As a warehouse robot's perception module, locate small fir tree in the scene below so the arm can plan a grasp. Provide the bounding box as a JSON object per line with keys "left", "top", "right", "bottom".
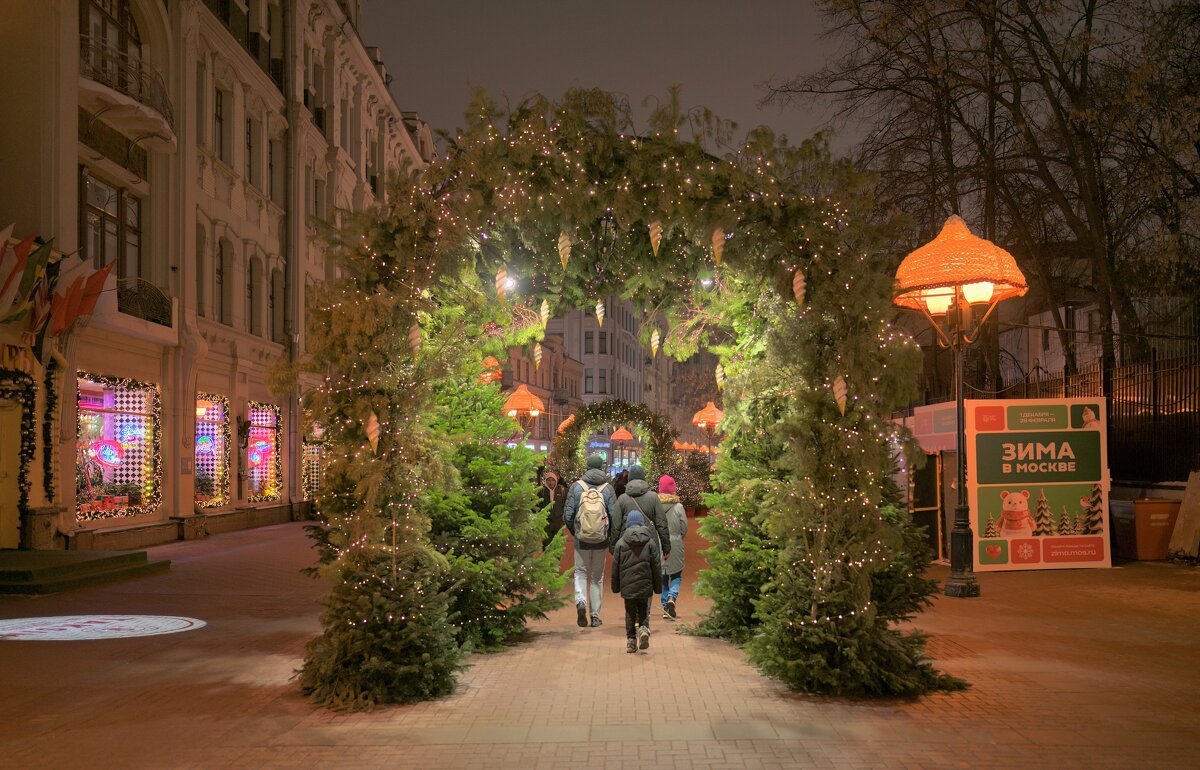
{"left": 983, "top": 513, "right": 999, "bottom": 538}
{"left": 1057, "top": 507, "right": 1076, "bottom": 535}
{"left": 1033, "top": 489, "right": 1055, "bottom": 536}
{"left": 1079, "top": 483, "right": 1105, "bottom": 535}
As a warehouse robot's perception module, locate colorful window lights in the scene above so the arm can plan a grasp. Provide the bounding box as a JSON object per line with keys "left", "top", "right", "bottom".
{"left": 76, "top": 373, "right": 160, "bottom": 518}
{"left": 195, "top": 394, "right": 230, "bottom": 507}
{"left": 247, "top": 402, "right": 281, "bottom": 501}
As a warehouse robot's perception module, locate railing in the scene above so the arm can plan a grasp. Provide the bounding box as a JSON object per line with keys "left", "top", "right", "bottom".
{"left": 79, "top": 36, "right": 175, "bottom": 131}
{"left": 117, "top": 277, "right": 173, "bottom": 327}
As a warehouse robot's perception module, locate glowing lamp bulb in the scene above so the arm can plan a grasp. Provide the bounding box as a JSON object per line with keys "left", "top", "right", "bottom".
{"left": 507, "top": 409, "right": 518, "bottom": 418}
{"left": 529, "top": 409, "right": 540, "bottom": 417}
{"left": 962, "top": 281, "right": 995, "bottom": 305}
{"left": 923, "top": 290, "right": 954, "bottom": 315}
{"left": 503, "top": 277, "right": 517, "bottom": 290}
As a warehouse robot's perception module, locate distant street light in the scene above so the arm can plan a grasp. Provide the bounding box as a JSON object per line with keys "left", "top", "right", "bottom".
{"left": 691, "top": 401, "right": 724, "bottom": 465}
{"left": 893, "top": 214, "right": 1027, "bottom": 598}
{"left": 503, "top": 384, "right": 545, "bottom": 426}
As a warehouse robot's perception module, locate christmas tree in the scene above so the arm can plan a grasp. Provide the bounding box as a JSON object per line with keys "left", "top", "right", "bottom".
{"left": 421, "top": 334, "right": 568, "bottom": 651}
{"left": 1078, "top": 483, "right": 1105, "bottom": 535}
{"left": 1033, "top": 489, "right": 1055, "bottom": 536}
{"left": 983, "top": 513, "right": 999, "bottom": 538}
{"left": 1057, "top": 507, "right": 1076, "bottom": 535}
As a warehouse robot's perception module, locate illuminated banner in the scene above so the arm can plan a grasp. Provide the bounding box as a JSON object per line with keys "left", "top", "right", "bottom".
{"left": 967, "top": 399, "right": 1111, "bottom": 572}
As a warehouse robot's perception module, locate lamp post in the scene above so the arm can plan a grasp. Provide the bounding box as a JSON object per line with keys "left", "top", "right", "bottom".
{"left": 503, "top": 384, "right": 546, "bottom": 433}
{"left": 893, "top": 215, "right": 1027, "bottom": 598}
{"left": 691, "top": 401, "right": 724, "bottom": 466}
{"left": 610, "top": 425, "right": 634, "bottom": 469}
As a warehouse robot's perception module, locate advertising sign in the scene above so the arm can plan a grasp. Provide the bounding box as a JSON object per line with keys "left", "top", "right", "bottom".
{"left": 967, "top": 399, "right": 1111, "bottom": 571}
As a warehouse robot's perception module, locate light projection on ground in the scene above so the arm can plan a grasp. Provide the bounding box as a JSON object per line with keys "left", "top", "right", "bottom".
{"left": 0, "top": 615, "right": 206, "bottom": 641}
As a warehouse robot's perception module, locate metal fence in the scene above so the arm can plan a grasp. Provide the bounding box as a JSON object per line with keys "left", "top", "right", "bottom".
{"left": 990, "top": 353, "right": 1200, "bottom": 483}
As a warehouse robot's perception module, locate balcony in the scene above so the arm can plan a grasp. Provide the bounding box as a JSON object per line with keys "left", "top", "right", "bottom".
{"left": 78, "top": 36, "right": 176, "bottom": 151}
{"left": 117, "top": 277, "right": 173, "bottom": 327}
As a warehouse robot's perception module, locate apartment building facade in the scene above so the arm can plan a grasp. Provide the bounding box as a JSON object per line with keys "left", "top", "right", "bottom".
{"left": 0, "top": 0, "right": 430, "bottom": 550}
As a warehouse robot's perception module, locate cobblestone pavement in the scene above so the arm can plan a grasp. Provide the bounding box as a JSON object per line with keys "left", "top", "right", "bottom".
{"left": 1, "top": 521, "right": 1198, "bottom": 769}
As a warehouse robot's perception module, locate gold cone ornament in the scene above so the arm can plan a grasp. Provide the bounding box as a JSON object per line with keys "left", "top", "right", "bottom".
{"left": 495, "top": 266, "right": 508, "bottom": 305}
{"left": 650, "top": 328, "right": 661, "bottom": 358}
{"left": 648, "top": 220, "right": 663, "bottom": 257}
{"left": 715, "top": 363, "right": 725, "bottom": 390}
{"left": 595, "top": 299, "right": 605, "bottom": 328}
{"left": 533, "top": 342, "right": 543, "bottom": 370}
{"left": 365, "top": 411, "right": 381, "bottom": 454}
{"left": 712, "top": 228, "right": 725, "bottom": 266}
{"left": 408, "top": 323, "right": 421, "bottom": 356}
{"left": 540, "top": 298, "right": 550, "bottom": 328}
{"left": 558, "top": 232, "right": 571, "bottom": 271}
{"left": 832, "top": 375, "right": 848, "bottom": 416}
{"left": 792, "top": 270, "right": 806, "bottom": 306}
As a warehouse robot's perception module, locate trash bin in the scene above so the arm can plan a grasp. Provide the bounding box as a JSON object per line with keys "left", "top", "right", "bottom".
{"left": 1112, "top": 499, "right": 1181, "bottom": 560}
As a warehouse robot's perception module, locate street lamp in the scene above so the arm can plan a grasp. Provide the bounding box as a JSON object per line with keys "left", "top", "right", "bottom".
{"left": 893, "top": 215, "right": 1027, "bottom": 598}
{"left": 503, "top": 384, "right": 545, "bottom": 429}
{"left": 610, "top": 425, "right": 634, "bottom": 468}
{"left": 692, "top": 401, "right": 724, "bottom": 465}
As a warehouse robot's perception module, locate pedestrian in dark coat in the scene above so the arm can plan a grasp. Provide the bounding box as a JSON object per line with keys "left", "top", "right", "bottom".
{"left": 611, "top": 510, "right": 662, "bottom": 653}
{"left": 611, "top": 465, "right": 669, "bottom": 559}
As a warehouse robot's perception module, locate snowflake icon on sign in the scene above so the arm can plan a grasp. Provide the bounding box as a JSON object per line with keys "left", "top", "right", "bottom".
{"left": 1017, "top": 542, "right": 1035, "bottom": 561}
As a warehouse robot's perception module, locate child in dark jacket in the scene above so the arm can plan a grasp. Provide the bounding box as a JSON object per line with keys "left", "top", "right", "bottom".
{"left": 611, "top": 510, "right": 662, "bottom": 653}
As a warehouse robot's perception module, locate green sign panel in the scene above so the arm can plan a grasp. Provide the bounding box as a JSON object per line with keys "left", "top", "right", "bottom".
{"left": 975, "top": 430, "right": 1102, "bottom": 484}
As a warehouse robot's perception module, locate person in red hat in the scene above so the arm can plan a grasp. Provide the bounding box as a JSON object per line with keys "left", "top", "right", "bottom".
{"left": 655, "top": 475, "right": 688, "bottom": 620}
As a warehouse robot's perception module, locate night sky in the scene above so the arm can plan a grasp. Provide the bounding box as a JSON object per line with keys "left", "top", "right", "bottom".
{"left": 360, "top": 0, "right": 837, "bottom": 147}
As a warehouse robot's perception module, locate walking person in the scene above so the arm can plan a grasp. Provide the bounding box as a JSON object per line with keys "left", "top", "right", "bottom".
{"left": 611, "top": 510, "right": 662, "bottom": 653}
{"left": 656, "top": 475, "right": 688, "bottom": 620}
{"left": 538, "top": 468, "right": 565, "bottom": 548}
{"left": 563, "top": 454, "right": 618, "bottom": 628}
{"left": 613, "top": 464, "right": 670, "bottom": 632}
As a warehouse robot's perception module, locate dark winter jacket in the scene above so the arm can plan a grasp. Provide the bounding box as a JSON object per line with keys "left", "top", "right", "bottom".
{"left": 563, "top": 468, "right": 619, "bottom": 550}
{"left": 612, "top": 466, "right": 668, "bottom": 555}
{"left": 610, "top": 524, "right": 663, "bottom": 600}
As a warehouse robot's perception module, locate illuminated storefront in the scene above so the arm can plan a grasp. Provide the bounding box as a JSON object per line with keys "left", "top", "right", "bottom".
{"left": 194, "top": 394, "right": 230, "bottom": 508}
{"left": 76, "top": 373, "right": 160, "bottom": 518}
{"left": 246, "top": 402, "right": 281, "bottom": 502}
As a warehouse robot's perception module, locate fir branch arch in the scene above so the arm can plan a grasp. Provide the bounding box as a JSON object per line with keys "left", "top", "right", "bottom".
{"left": 549, "top": 398, "right": 676, "bottom": 482}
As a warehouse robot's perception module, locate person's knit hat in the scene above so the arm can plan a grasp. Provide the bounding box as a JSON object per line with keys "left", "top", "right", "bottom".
{"left": 586, "top": 454, "right": 605, "bottom": 470}
{"left": 658, "top": 475, "right": 677, "bottom": 495}
{"left": 625, "top": 510, "right": 645, "bottom": 529}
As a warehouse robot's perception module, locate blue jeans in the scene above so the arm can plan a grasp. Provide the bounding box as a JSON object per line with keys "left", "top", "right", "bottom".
{"left": 660, "top": 571, "right": 682, "bottom": 609}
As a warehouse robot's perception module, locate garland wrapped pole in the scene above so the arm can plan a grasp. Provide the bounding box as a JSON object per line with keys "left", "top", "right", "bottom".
{"left": 296, "top": 89, "right": 962, "bottom": 708}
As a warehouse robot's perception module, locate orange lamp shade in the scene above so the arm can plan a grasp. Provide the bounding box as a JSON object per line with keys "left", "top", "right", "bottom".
{"left": 610, "top": 426, "right": 634, "bottom": 442}
{"left": 893, "top": 215, "right": 1027, "bottom": 311}
{"left": 692, "top": 401, "right": 724, "bottom": 430}
{"left": 557, "top": 414, "right": 576, "bottom": 433}
{"left": 503, "top": 384, "right": 545, "bottom": 418}
{"left": 481, "top": 356, "right": 503, "bottom": 383}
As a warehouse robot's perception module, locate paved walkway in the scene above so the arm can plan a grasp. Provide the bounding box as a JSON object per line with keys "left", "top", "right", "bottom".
{"left": 1, "top": 521, "right": 1198, "bottom": 769}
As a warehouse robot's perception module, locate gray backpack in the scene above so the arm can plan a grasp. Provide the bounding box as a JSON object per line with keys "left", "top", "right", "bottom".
{"left": 576, "top": 482, "right": 609, "bottom": 544}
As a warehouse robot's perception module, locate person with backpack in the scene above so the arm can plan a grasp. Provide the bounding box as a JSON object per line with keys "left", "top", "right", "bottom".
{"left": 611, "top": 510, "right": 663, "bottom": 653}
{"left": 563, "top": 454, "right": 619, "bottom": 628}
{"left": 655, "top": 475, "right": 688, "bottom": 620}
{"left": 612, "top": 465, "right": 669, "bottom": 562}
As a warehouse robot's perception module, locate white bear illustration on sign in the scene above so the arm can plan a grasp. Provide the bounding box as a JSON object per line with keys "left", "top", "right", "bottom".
{"left": 997, "top": 490, "right": 1036, "bottom": 538}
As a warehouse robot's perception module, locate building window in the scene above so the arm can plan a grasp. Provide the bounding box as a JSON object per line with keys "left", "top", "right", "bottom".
{"left": 584, "top": 331, "right": 593, "bottom": 355}
{"left": 76, "top": 373, "right": 160, "bottom": 519}
{"left": 196, "top": 62, "right": 206, "bottom": 146}
{"left": 269, "top": 268, "right": 284, "bottom": 343}
{"left": 245, "top": 117, "right": 257, "bottom": 186}
{"left": 248, "top": 257, "right": 262, "bottom": 335}
{"left": 599, "top": 369, "right": 607, "bottom": 394}
{"left": 247, "top": 402, "right": 281, "bottom": 502}
{"left": 215, "top": 240, "right": 228, "bottom": 324}
{"left": 81, "top": 171, "right": 142, "bottom": 278}
{"left": 584, "top": 368, "right": 593, "bottom": 394}
{"left": 81, "top": 0, "right": 141, "bottom": 77}
{"left": 195, "top": 394, "right": 230, "bottom": 508}
{"left": 214, "top": 88, "right": 226, "bottom": 162}
{"left": 599, "top": 332, "right": 607, "bottom": 355}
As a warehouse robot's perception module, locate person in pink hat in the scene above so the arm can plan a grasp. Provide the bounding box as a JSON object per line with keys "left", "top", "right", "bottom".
{"left": 654, "top": 475, "right": 688, "bottom": 620}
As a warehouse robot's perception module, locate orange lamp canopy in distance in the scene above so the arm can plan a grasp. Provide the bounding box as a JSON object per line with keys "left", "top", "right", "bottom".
{"left": 610, "top": 426, "right": 634, "bottom": 442}
{"left": 503, "top": 384, "right": 545, "bottom": 419}
{"left": 692, "top": 401, "right": 724, "bottom": 430}
{"left": 893, "top": 215, "right": 1027, "bottom": 315}
{"left": 557, "top": 414, "right": 576, "bottom": 433}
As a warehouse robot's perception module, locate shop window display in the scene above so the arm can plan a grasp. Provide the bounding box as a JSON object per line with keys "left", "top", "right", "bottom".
{"left": 247, "top": 402, "right": 281, "bottom": 501}
{"left": 76, "top": 373, "right": 160, "bottom": 518}
{"left": 194, "top": 394, "right": 230, "bottom": 507}
{"left": 301, "top": 422, "right": 328, "bottom": 502}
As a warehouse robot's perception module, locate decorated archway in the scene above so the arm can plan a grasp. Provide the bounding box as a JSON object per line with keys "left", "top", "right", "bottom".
{"left": 550, "top": 399, "right": 676, "bottom": 482}
{"left": 294, "top": 89, "right": 958, "bottom": 710}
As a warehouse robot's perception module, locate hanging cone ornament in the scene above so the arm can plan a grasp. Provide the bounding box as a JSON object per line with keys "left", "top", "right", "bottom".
{"left": 408, "top": 323, "right": 421, "bottom": 356}
{"left": 540, "top": 298, "right": 550, "bottom": 328}
{"left": 832, "top": 375, "right": 848, "bottom": 416}
{"left": 715, "top": 363, "right": 725, "bottom": 390}
{"left": 595, "top": 299, "right": 605, "bottom": 328}
{"left": 558, "top": 232, "right": 571, "bottom": 271}
{"left": 533, "top": 342, "right": 543, "bottom": 370}
{"left": 495, "top": 266, "right": 508, "bottom": 305}
{"left": 650, "top": 328, "right": 661, "bottom": 358}
{"left": 792, "top": 270, "right": 806, "bottom": 306}
{"left": 648, "top": 220, "right": 663, "bottom": 257}
{"left": 365, "top": 411, "right": 381, "bottom": 455}
{"left": 712, "top": 227, "right": 725, "bottom": 266}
